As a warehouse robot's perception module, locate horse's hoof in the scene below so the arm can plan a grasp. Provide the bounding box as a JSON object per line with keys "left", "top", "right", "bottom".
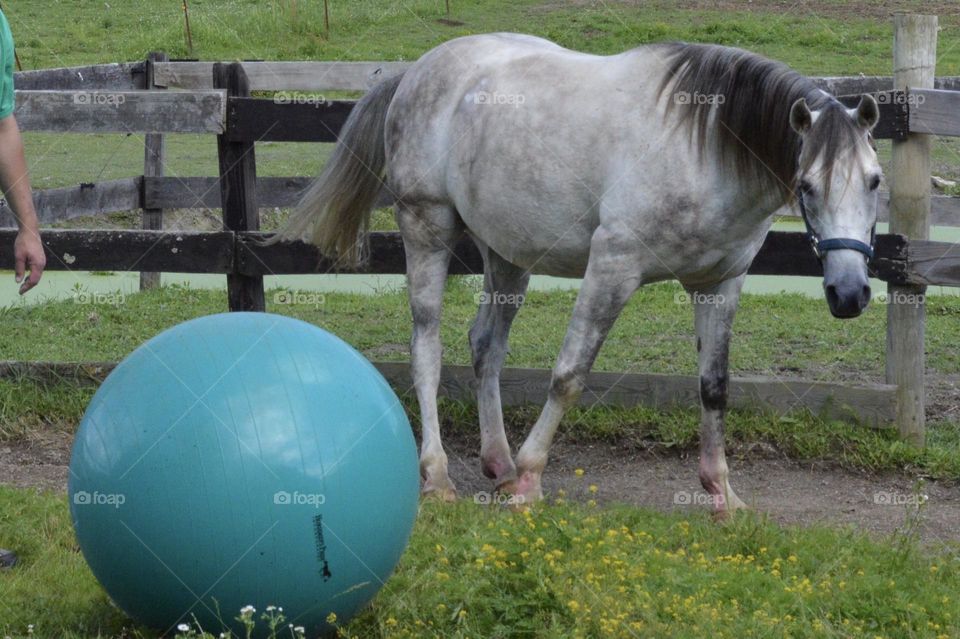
{"left": 421, "top": 487, "right": 458, "bottom": 502}
{"left": 496, "top": 472, "right": 543, "bottom": 510}
{"left": 493, "top": 479, "right": 514, "bottom": 497}
{"left": 712, "top": 500, "right": 749, "bottom": 523}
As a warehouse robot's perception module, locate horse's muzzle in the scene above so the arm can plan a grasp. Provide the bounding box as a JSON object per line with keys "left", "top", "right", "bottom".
{"left": 823, "top": 251, "right": 871, "bottom": 318}
{"left": 825, "top": 281, "right": 870, "bottom": 318}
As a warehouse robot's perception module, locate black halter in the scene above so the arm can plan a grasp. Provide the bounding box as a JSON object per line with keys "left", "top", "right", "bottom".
{"left": 796, "top": 187, "right": 876, "bottom": 262}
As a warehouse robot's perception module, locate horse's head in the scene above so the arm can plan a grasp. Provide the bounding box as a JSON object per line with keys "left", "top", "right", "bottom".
{"left": 789, "top": 94, "right": 881, "bottom": 318}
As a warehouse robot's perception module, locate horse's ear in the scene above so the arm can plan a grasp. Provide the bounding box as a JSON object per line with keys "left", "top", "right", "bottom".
{"left": 855, "top": 94, "right": 880, "bottom": 130}
{"left": 790, "top": 98, "right": 813, "bottom": 135}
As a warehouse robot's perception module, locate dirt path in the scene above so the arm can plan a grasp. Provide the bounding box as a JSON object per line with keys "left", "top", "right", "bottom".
{"left": 3, "top": 430, "right": 958, "bottom": 546}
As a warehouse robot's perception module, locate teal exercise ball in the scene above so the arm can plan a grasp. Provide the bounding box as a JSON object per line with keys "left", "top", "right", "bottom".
{"left": 68, "top": 313, "right": 419, "bottom": 637}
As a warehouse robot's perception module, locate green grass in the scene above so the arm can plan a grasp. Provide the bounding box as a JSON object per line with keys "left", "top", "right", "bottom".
{"left": 3, "top": 281, "right": 960, "bottom": 381}
{"left": 2, "top": 488, "right": 958, "bottom": 639}
{"left": 8, "top": 1, "right": 960, "bottom": 75}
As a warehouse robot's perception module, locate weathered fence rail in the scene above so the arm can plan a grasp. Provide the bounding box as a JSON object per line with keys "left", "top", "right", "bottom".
{"left": 4, "top": 175, "right": 960, "bottom": 228}
{"left": 0, "top": 359, "right": 898, "bottom": 427}
{"left": 6, "top": 229, "right": 957, "bottom": 289}
{"left": 14, "top": 89, "right": 226, "bottom": 134}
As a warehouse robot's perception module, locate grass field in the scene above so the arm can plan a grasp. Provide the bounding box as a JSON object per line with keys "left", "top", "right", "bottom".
{"left": 9, "top": 0, "right": 960, "bottom": 191}
{"left": 3, "top": 2, "right": 960, "bottom": 638}
{"left": 3, "top": 488, "right": 958, "bottom": 639}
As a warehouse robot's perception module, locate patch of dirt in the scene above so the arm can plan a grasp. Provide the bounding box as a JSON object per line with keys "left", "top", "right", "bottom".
{"left": 445, "top": 438, "right": 960, "bottom": 546}
{"left": 0, "top": 430, "right": 72, "bottom": 492}
{"left": 5, "top": 428, "right": 958, "bottom": 547}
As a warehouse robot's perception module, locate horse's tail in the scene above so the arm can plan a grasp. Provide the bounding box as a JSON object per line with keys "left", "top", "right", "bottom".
{"left": 266, "top": 72, "right": 404, "bottom": 266}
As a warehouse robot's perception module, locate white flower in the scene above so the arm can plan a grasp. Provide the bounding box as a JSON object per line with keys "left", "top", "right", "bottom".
{"left": 177, "top": 623, "right": 190, "bottom": 632}
{"left": 294, "top": 626, "right": 305, "bottom": 634}
{"left": 240, "top": 605, "right": 256, "bottom": 616}
{"left": 266, "top": 605, "right": 277, "bottom": 612}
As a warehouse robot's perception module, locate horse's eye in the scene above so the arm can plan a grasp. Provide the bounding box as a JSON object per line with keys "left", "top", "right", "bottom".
{"left": 869, "top": 175, "right": 881, "bottom": 191}
{"left": 799, "top": 180, "right": 814, "bottom": 196}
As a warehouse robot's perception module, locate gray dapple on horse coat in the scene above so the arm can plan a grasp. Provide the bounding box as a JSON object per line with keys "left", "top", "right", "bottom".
{"left": 274, "top": 33, "right": 881, "bottom": 514}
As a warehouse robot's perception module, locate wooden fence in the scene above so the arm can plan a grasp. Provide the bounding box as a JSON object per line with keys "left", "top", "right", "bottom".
{"left": 0, "top": 16, "right": 956, "bottom": 437}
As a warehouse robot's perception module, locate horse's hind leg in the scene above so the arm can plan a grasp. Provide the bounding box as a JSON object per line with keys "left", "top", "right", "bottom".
{"left": 469, "top": 246, "right": 530, "bottom": 488}
{"left": 506, "top": 226, "right": 643, "bottom": 503}
{"left": 397, "top": 202, "right": 463, "bottom": 501}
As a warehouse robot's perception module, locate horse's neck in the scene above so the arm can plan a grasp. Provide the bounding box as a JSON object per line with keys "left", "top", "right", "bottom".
{"left": 718, "top": 171, "right": 794, "bottom": 225}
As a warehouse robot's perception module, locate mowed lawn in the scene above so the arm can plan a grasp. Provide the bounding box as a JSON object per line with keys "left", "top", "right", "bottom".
{"left": 2, "top": 486, "right": 959, "bottom": 639}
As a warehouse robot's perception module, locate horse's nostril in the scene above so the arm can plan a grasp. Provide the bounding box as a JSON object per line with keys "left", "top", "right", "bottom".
{"left": 862, "top": 285, "right": 871, "bottom": 303}
{"left": 825, "top": 284, "right": 839, "bottom": 307}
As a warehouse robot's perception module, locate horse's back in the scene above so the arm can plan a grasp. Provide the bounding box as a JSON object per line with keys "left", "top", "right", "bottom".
{"left": 385, "top": 35, "right": 664, "bottom": 272}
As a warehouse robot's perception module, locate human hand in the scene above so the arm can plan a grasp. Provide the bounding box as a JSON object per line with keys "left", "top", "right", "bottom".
{"left": 14, "top": 229, "right": 45, "bottom": 294}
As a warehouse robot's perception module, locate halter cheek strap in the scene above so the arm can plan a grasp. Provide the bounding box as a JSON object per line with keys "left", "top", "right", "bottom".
{"left": 796, "top": 188, "right": 876, "bottom": 262}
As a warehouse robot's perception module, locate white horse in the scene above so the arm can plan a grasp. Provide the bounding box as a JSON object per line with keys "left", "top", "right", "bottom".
{"left": 274, "top": 33, "right": 882, "bottom": 516}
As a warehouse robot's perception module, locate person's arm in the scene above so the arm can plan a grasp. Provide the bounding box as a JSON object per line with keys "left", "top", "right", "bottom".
{"left": 0, "top": 114, "right": 44, "bottom": 293}
{"left": 0, "top": 9, "right": 43, "bottom": 294}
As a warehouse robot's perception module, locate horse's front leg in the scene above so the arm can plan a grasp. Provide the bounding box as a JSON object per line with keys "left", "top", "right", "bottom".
{"left": 504, "top": 226, "right": 643, "bottom": 504}
{"left": 689, "top": 273, "right": 748, "bottom": 517}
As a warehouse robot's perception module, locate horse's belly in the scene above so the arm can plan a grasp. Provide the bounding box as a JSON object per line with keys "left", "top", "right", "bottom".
{"left": 455, "top": 197, "right": 593, "bottom": 277}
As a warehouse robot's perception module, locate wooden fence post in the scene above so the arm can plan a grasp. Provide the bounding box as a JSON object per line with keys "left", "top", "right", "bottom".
{"left": 213, "top": 62, "right": 265, "bottom": 312}
{"left": 140, "top": 51, "right": 168, "bottom": 291}
{"left": 886, "top": 14, "right": 937, "bottom": 446}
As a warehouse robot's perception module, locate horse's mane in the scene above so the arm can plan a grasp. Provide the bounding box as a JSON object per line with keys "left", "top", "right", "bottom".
{"left": 656, "top": 42, "right": 863, "bottom": 199}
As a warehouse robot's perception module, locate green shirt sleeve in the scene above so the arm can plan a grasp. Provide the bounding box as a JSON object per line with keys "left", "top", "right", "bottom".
{"left": 0, "top": 10, "right": 16, "bottom": 119}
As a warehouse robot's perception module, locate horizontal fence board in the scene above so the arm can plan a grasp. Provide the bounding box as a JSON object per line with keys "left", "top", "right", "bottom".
{"left": 222, "top": 94, "right": 910, "bottom": 143}
{"left": 241, "top": 231, "right": 909, "bottom": 281}
{"left": 144, "top": 176, "right": 312, "bottom": 209}
{"left": 903, "top": 240, "right": 960, "bottom": 287}
{"left": 153, "top": 61, "right": 411, "bottom": 91}
{"left": 0, "top": 229, "right": 915, "bottom": 283}
{"left": 223, "top": 96, "right": 899, "bottom": 143}
{"left": 8, "top": 85, "right": 955, "bottom": 143}
{"left": 14, "top": 62, "right": 145, "bottom": 91}
{"left": 143, "top": 176, "right": 390, "bottom": 210}
{"left": 239, "top": 231, "right": 476, "bottom": 275}
{"left": 14, "top": 90, "right": 226, "bottom": 134}
{"left": 33, "top": 175, "right": 958, "bottom": 227}
{"left": 227, "top": 97, "right": 352, "bottom": 142}
{"left": 909, "top": 88, "right": 960, "bottom": 137}
{"left": 777, "top": 194, "right": 960, "bottom": 227}
{"left": 0, "top": 359, "right": 895, "bottom": 427}
{"left": 375, "top": 363, "right": 896, "bottom": 427}
{"left": 814, "top": 75, "right": 960, "bottom": 95}
{"left": 0, "top": 229, "right": 234, "bottom": 273}
{"left": 0, "top": 177, "right": 142, "bottom": 227}
{"left": 152, "top": 61, "right": 960, "bottom": 97}
{"left": 748, "top": 232, "right": 909, "bottom": 283}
